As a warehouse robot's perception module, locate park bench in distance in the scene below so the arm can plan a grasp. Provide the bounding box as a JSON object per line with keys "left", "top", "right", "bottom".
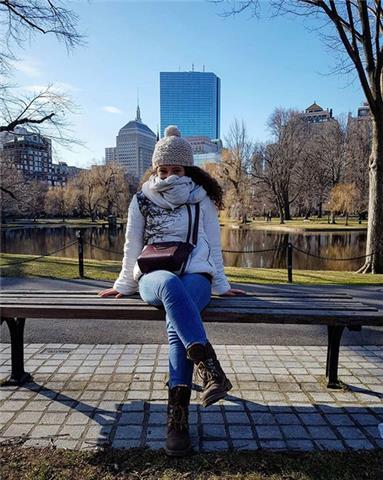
{"left": 1, "top": 290, "right": 382, "bottom": 390}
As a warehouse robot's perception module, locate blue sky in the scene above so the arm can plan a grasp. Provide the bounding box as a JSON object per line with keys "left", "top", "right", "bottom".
{"left": 10, "top": 0, "right": 364, "bottom": 168}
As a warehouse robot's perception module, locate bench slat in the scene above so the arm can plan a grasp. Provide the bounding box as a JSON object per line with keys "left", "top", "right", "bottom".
{"left": 1, "top": 304, "right": 382, "bottom": 323}
{"left": 0, "top": 299, "right": 375, "bottom": 311}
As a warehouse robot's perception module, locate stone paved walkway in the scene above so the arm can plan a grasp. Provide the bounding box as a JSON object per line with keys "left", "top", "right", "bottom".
{"left": 1, "top": 343, "right": 382, "bottom": 452}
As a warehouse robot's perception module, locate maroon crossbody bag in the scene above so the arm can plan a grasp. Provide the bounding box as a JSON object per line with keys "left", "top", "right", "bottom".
{"left": 137, "top": 203, "right": 200, "bottom": 275}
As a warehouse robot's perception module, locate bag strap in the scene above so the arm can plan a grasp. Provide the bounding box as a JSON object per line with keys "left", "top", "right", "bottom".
{"left": 185, "top": 203, "right": 199, "bottom": 246}
{"left": 192, "top": 203, "right": 200, "bottom": 246}
{"left": 186, "top": 204, "right": 193, "bottom": 243}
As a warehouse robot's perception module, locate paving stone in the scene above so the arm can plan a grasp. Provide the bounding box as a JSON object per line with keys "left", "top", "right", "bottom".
{"left": 259, "top": 440, "right": 287, "bottom": 450}
{"left": 256, "top": 426, "right": 283, "bottom": 440}
{"left": 228, "top": 425, "right": 254, "bottom": 439}
{"left": 298, "top": 413, "right": 327, "bottom": 426}
{"left": 0, "top": 412, "right": 15, "bottom": 423}
{"left": 39, "top": 412, "right": 68, "bottom": 424}
{"left": 30, "top": 424, "right": 61, "bottom": 438}
{"left": 59, "top": 424, "right": 88, "bottom": 439}
{"left": 274, "top": 414, "right": 301, "bottom": 425}
{"left": 112, "top": 438, "right": 142, "bottom": 449}
{"left": 344, "top": 439, "right": 375, "bottom": 450}
{"left": 115, "top": 425, "right": 142, "bottom": 439}
{"left": 250, "top": 413, "right": 276, "bottom": 425}
{"left": 200, "top": 412, "right": 224, "bottom": 424}
{"left": 202, "top": 424, "right": 227, "bottom": 438}
{"left": 148, "top": 412, "right": 167, "bottom": 424}
{"left": 326, "top": 414, "right": 355, "bottom": 426}
{"left": 307, "top": 426, "right": 337, "bottom": 439}
{"left": 2, "top": 423, "right": 34, "bottom": 437}
{"left": 225, "top": 412, "right": 249, "bottom": 424}
{"left": 85, "top": 425, "right": 113, "bottom": 439}
{"left": 317, "top": 439, "right": 346, "bottom": 451}
{"left": 280, "top": 425, "right": 310, "bottom": 439}
{"left": 146, "top": 426, "right": 165, "bottom": 440}
{"left": 350, "top": 414, "right": 380, "bottom": 426}
{"left": 202, "top": 440, "right": 229, "bottom": 451}
{"left": 286, "top": 440, "right": 315, "bottom": 451}
{"left": 232, "top": 439, "right": 259, "bottom": 450}
{"left": 336, "top": 426, "right": 368, "bottom": 440}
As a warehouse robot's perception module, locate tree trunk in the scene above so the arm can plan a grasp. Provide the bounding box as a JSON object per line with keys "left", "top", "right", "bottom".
{"left": 282, "top": 192, "right": 291, "bottom": 220}
{"left": 330, "top": 212, "right": 336, "bottom": 224}
{"left": 345, "top": 212, "right": 348, "bottom": 226}
{"left": 358, "top": 116, "right": 383, "bottom": 274}
{"left": 318, "top": 202, "right": 322, "bottom": 218}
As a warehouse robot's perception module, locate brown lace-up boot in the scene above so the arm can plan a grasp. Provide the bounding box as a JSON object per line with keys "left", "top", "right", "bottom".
{"left": 165, "top": 385, "right": 192, "bottom": 457}
{"left": 187, "top": 341, "right": 232, "bottom": 407}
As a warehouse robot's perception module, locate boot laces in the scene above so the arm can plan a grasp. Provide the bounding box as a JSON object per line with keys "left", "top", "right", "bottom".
{"left": 168, "top": 404, "right": 188, "bottom": 431}
{"left": 197, "top": 358, "right": 221, "bottom": 384}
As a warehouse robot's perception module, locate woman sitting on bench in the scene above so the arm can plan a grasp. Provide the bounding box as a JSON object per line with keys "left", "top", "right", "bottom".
{"left": 98, "top": 126, "right": 245, "bottom": 457}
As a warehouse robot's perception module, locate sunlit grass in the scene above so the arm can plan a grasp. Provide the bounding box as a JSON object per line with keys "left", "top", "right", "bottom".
{"left": 1, "top": 254, "right": 382, "bottom": 285}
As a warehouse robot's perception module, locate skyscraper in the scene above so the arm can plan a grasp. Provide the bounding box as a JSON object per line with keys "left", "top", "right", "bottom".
{"left": 160, "top": 71, "right": 220, "bottom": 139}
{"left": 106, "top": 106, "right": 156, "bottom": 179}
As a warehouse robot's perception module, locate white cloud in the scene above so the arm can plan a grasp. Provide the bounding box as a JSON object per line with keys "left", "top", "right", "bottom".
{"left": 102, "top": 106, "right": 122, "bottom": 114}
{"left": 12, "top": 59, "right": 42, "bottom": 78}
{"left": 23, "top": 82, "right": 80, "bottom": 94}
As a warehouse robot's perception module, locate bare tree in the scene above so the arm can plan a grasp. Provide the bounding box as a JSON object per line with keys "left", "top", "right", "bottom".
{"left": 328, "top": 183, "right": 359, "bottom": 225}
{"left": 217, "top": 0, "right": 383, "bottom": 273}
{"left": 0, "top": 0, "right": 83, "bottom": 73}
{"left": 252, "top": 108, "right": 308, "bottom": 223}
{"left": 221, "top": 119, "right": 254, "bottom": 223}
{"left": 345, "top": 116, "right": 371, "bottom": 217}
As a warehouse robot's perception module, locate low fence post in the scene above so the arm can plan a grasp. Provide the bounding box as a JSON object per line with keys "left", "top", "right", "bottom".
{"left": 76, "top": 230, "right": 84, "bottom": 278}
{"left": 287, "top": 242, "right": 293, "bottom": 283}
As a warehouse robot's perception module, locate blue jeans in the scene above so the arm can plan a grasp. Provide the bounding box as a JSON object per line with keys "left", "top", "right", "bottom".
{"left": 138, "top": 270, "right": 211, "bottom": 389}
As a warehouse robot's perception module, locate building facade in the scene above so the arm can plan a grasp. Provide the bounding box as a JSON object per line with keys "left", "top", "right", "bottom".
{"left": 1, "top": 128, "right": 52, "bottom": 182}
{"left": 107, "top": 106, "right": 156, "bottom": 179}
{"left": 105, "top": 147, "right": 117, "bottom": 163}
{"left": 160, "top": 71, "right": 221, "bottom": 139}
{"left": 301, "top": 102, "right": 333, "bottom": 123}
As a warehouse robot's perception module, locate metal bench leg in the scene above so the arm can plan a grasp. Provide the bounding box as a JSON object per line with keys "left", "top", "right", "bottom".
{"left": 1, "top": 318, "right": 33, "bottom": 387}
{"left": 326, "top": 325, "right": 344, "bottom": 389}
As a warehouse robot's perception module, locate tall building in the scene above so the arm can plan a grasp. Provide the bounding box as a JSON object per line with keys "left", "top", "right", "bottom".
{"left": 301, "top": 102, "right": 333, "bottom": 123}
{"left": 106, "top": 106, "right": 156, "bottom": 179}
{"left": 1, "top": 127, "right": 52, "bottom": 182}
{"left": 160, "top": 70, "right": 220, "bottom": 139}
{"left": 105, "top": 147, "right": 117, "bottom": 163}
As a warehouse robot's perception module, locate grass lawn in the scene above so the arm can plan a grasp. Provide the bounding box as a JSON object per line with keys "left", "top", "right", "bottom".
{"left": 219, "top": 217, "right": 367, "bottom": 231}
{"left": 1, "top": 445, "right": 382, "bottom": 480}
{"left": 1, "top": 254, "right": 383, "bottom": 286}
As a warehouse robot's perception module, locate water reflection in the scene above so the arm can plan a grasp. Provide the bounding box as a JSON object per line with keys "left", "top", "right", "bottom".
{"left": 0, "top": 225, "right": 367, "bottom": 271}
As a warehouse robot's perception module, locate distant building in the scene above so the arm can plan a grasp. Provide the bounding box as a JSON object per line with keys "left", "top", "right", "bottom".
{"left": 193, "top": 152, "right": 222, "bottom": 168}
{"left": 160, "top": 70, "right": 221, "bottom": 139}
{"left": 301, "top": 102, "right": 333, "bottom": 123}
{"left": 185, "top": 136, "right": 222, "bottom": 167}
{"left": 50, "top": 161, "right": 84, "bottom": 187}
{"left": 348, "top": 101, "right": 371, "bottom": 123}
{"left": 1, "top": 128, "right": 52, "bottom": 182}
{"left": 106, "top": 105, "right": 156, "bottom": 179}
{"left": 105, "top": 147, "right": 117, "bottom": 163}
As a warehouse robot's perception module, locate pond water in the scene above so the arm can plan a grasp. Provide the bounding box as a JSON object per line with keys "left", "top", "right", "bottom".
{"left": 0, "top": 224, "right": 367, "bottom": 271}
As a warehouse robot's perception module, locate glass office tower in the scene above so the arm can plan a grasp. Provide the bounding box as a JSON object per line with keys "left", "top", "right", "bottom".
{"left": 160, "top": 71, "right": 220, "bottom": 139}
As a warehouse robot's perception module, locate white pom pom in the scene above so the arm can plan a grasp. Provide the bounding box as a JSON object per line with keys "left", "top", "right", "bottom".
{"left": 164, "top": 125, "right": 181, "bottom": 137}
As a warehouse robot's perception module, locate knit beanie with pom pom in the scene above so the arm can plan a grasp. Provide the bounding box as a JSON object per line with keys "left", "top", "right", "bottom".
{"left": 152, "top": 125, "right": 194, "bottom": 168}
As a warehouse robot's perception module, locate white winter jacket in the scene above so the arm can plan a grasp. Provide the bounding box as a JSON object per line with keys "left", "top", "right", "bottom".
{"left": 113, "top": 191, "right": 231, "bottom": 296}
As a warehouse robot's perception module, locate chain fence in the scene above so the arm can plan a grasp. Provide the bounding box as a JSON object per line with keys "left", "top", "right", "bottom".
{"left": 0, "top": 229, "right": 376, "bottom": 283}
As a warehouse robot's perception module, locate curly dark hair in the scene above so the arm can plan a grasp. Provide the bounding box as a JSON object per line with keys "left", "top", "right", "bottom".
{"left": 139, "top": 166, "right": 224, "bottom": 210}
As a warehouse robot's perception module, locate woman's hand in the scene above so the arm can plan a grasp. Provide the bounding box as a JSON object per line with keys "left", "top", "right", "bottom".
{"left": 98, "top": 288, "right": 125, "bottom": 298}
{"left": 220, "top": 288, "right": 247, "bottom": 297}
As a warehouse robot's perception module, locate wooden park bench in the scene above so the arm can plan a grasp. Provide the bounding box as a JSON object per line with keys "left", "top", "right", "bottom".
{"left": 1, "top": 290, "right": 382, "bottom": 390}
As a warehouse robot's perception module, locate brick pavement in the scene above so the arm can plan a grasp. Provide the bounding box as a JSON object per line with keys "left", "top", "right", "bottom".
{"left": 1, "top": 343, "right": 382, "bottom": 452}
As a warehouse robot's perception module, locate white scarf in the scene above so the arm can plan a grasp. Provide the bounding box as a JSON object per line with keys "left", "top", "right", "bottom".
{"left": 141, "top": 175, "right": 207, "bottom": 210}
